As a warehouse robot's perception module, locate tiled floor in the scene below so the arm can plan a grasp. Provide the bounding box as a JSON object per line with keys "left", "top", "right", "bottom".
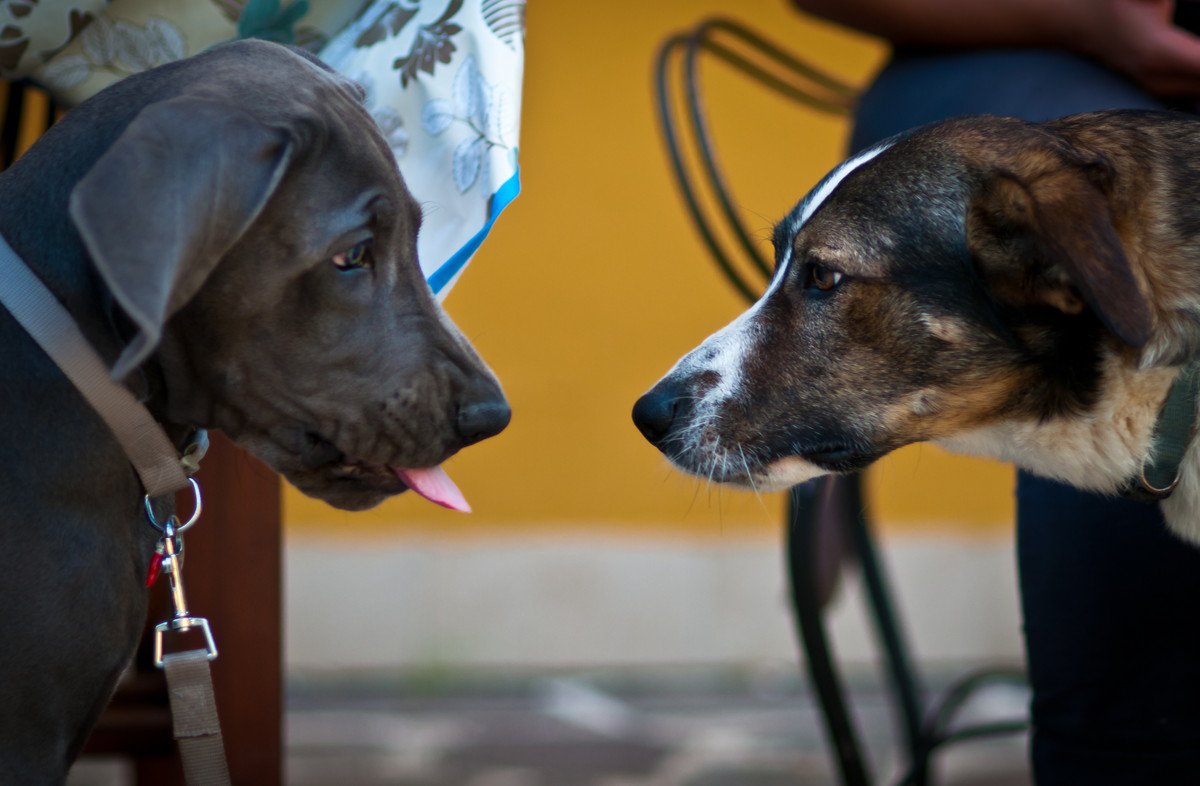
{"left": 69, "top": 669, "right": 1031, "bottom": 785}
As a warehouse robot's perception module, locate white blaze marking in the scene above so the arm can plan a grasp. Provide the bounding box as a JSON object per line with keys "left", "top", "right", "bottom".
{"left": 795, "top": 143, "right": 893, "bottom": 227}
{"left": 691, "top": 141, "right": 895, "bottom": 395}
{"left": 772, "top": 141, "right": 894, "bottom": 292}
{"left": 672, "top": 142, "right": 897, "bottom": 405}
{"left": 650, "top": 140, "right": 895, "bottom": 468}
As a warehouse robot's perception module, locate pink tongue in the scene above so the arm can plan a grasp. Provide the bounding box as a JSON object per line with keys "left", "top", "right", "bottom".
{"left": 394, "top": 465, "right": 471, "bottom": 513}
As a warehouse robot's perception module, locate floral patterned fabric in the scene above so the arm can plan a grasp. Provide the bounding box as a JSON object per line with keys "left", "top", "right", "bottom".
{"left": 2, "top": 2, "right": 351, "bottom": 95}
{"left": 0, "top": 0, "right": 107, "bottom": 79}
{"left": 320, "top": 0, "right": 524, "bottom": 294}
{"left": 3, "top": 0, "right": 524, "bottom": 295}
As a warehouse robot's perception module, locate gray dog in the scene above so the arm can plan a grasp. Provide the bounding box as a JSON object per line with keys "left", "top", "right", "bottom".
{"left": 0, "top": 40, "right": 509, "bottom": 781}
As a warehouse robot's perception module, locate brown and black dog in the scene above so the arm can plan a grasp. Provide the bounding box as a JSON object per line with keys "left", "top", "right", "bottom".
{"left": 634, "top": 110, "right": 1200, "bottom": 544}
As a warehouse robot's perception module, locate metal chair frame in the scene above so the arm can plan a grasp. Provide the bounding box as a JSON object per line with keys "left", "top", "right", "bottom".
{"left": 654, "top": 18, "right": 1027, "bottom": 785}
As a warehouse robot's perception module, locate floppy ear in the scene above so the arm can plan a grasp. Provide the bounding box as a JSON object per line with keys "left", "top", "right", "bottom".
{"left": 69, "top": 97, "right": 293, "bottom": 379}
{"left": 967, "top": 165, "right": 1153, "bottom": 348}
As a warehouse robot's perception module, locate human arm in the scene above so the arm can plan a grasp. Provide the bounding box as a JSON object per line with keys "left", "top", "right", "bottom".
{"left": 793, "top": 0, "right": 1200, "bottom": 97}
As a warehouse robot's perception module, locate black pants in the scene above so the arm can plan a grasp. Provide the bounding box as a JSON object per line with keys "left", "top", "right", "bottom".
{"left": 851, "top": 49, "right": 1200, "bottom": 784}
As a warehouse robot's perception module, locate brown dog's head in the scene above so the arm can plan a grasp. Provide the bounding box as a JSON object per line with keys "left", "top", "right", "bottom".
{"left": 634, "top": 114, "right": 1158, "bottom": 491}
{"left": 65, "top": 40, "right": 509, "bottom": 511}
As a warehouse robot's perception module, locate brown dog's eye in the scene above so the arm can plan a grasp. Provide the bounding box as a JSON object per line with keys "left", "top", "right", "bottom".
{"left": 332, "top": 241, "right": 372, "bottom": 272}
{"left": 804, "top": 262, "right": 844, "bottom": 292}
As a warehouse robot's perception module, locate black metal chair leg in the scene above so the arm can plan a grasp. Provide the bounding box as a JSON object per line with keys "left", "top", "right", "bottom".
{"left": 787, "top": 481, "right": 872, "bottom": 786}
{"left": 845, "top": 477, "right": 929, "bottom": 785}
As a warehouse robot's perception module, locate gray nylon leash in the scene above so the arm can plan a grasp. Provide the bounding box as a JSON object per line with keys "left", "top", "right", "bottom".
{"left": 0, "top": 232, "right": 189, "bottom": 498}
{"left": 164, "top": 651, "right": 233, "bottom": 786}
{"left": 0, "top": 232, "right": 231, "bottom": 785}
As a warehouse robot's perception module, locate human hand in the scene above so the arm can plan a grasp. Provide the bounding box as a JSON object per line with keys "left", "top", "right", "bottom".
{"left": 1075, "top": 0, "right": 1200, "bottom": 97}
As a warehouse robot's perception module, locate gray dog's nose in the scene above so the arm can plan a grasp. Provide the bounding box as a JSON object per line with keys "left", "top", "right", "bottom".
{"left": 457, "top": 394, "right": 511, "bottom": 446}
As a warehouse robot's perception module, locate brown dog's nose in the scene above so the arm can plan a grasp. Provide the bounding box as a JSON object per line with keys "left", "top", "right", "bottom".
{"left": 632, "top": 383, "right": 687, "bottom": 448}
{"left": 457, "top": 391, "right": 511, "bottom": 446}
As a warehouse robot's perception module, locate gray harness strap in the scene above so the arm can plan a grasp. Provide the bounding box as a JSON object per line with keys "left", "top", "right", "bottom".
{"left": 0, "top": 232, "right": 189, "bottom": 498}
{"left": 0, "top": 232, "right": 230, "bottom": 785}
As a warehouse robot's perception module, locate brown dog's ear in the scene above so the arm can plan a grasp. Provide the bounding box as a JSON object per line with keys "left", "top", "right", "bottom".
{"left": 968, "top": 165, "right": 1153, "bottom": 348}
{"left": 70, "top": 97, "right": 293, "bottom": 380}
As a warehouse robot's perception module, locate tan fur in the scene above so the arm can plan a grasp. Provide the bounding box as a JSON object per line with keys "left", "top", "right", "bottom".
{"left": 938, "top": 358, "right": 1177, "bottom": 496}
{"left": 883, "top": 369, "right": 1035, "bottom": 440}
{"left": 918, "top": 314, "right": 969, "bottom": 344}
{"left": 759, "top": 456, "right": 826, "bottom": 490}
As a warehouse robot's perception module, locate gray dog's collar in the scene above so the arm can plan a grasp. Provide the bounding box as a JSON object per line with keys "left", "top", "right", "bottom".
{"left": 0, "top": 231, "right": 198, "bottom": 497}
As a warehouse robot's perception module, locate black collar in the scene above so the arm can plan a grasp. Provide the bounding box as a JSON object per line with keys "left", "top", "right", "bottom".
{"left": 1121, "top": 362, "right": 1200, "bottom": 503}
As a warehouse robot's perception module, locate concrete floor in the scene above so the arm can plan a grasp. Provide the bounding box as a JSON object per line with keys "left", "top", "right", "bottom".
{"left": 283, "top": 670, "right": 1031, "bottom": 786}
{"left": 69, "top": 668, "right": 1031, "bottom": 786}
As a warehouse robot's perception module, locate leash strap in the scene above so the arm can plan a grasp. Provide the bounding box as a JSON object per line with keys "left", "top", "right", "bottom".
{"left": 0, "top": 232, "right": 189, "bottom": 497}
{"left": 163, "top": 650, "right": 233, "bottom": 786}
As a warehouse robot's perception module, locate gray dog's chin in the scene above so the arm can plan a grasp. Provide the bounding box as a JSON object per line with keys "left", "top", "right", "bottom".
{"left": 228, "top": 431, "right": 410, "bottom": 511}
{"left": 283, "top": 468, "right": 402, "bottom": 511}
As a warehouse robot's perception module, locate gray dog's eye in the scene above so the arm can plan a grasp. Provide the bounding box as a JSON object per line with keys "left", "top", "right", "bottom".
{"left": 331, "top": 241, "right": 372, "bottom": 272}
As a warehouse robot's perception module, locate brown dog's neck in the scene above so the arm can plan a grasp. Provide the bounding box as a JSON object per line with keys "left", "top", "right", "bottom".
{"left": 938, "top": 353, "right": 1179, "bottom": 496}
{"left": 942, "top": 354, "right": 1200, "bottom": 545}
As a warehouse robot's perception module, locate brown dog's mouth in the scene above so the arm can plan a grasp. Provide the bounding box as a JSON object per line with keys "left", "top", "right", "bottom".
{"left": 796, "top": 441, "right": 879, "bottom": 473}
{"left": 303, "top": 432, "right": 471, "bottom": 512}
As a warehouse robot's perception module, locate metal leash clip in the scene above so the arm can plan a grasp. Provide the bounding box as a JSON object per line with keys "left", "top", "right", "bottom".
{"left": 146, "top": 479, "right": 218, "bottom": 667}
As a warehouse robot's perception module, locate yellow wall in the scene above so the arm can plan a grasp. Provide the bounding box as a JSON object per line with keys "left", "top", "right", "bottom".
{"left": 285, "top": 1, "right": 1016, "bottom": 539}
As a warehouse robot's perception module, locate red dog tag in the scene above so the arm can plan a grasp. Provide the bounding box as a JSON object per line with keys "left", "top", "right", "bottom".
{"left": 145, "top": 552, "right": 164, "bottom": 588}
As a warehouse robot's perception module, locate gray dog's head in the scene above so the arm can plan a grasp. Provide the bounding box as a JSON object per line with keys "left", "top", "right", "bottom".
{"left": 64, "top": 40, "right": 509, "bottom": 511}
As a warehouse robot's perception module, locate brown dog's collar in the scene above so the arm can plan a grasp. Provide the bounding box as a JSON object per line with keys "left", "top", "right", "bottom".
{"left": 1120, "top": 362, "right": 1200, "bottom": 503}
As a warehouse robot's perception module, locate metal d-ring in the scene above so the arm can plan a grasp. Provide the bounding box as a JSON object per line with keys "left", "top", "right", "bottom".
{"left": 1139, "top": 466, "right": 1181, "bottom": 499}
{"left": 143, "top": 477, "right": 203, "bottom": 533}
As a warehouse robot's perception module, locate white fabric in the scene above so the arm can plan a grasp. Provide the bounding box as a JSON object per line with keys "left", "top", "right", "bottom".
{"left": 320, "top": 0, "right": 525, "bottom": 297}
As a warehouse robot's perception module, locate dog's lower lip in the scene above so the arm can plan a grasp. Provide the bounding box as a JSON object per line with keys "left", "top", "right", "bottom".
{"left": 800, "top": 444, "right": 868, "bottom": 470}
{"left": 806, "top": 447, "right": 854, "bottom": 462}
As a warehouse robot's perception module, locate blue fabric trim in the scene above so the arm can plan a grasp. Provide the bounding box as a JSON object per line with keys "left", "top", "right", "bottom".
{"left": 427, "top": 166, "right": 521, "bottom": 294}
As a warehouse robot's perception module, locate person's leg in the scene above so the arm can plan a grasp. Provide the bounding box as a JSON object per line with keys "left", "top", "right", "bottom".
{"left": 850, "top": 49, "right": 1200, "bottom": 782}
{"left": 1017, "top": 474, "right": 1200, "bottom": 783}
